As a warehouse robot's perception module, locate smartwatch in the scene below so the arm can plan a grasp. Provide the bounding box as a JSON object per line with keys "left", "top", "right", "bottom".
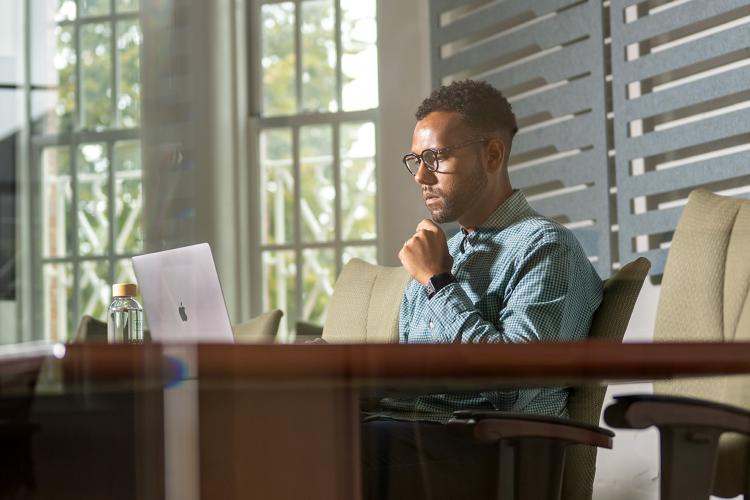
{"left": 425, "top": 272, "right": 456, "bottom": 300}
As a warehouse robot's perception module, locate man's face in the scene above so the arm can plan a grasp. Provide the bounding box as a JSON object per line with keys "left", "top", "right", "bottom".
{"left": 411, "top": 111, "right": 488, "bottom": 224}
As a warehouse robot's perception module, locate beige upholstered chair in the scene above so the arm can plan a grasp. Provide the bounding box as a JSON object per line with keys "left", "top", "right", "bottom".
{"left": 232, "top": 309, "right": 283, "bottom": 343}
{"left": 321, "top": 258, "right": 410, "bottom": 343}
{"left": 320, "top": 256, "right": 650, "bottom": 499}
{"left": 75, "top": 309, "right": 283, "bottom": 343}
{"left": 605, "top": 190, "right": 750, "bottom": 500}
{"left": 561, "top": 256, "right": 651, "bottom": 499}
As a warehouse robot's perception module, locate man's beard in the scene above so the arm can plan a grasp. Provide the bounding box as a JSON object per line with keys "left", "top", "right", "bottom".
{"left": 424, "top": 161, "right": 487, "bottom": 223}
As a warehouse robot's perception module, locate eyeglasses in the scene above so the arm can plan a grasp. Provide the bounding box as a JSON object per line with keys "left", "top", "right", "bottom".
{"left": 402, "top": 138, "right": 488, "bottom": 176}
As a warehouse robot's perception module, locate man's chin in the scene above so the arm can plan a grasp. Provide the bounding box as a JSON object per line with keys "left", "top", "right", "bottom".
{"left": 428, "top": 208, "right": 455, "bottom": 224}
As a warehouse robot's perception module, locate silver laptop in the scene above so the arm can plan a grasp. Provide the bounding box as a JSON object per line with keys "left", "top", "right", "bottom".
{"left": 132, "top": 243, "right": 234, "bottom": 343}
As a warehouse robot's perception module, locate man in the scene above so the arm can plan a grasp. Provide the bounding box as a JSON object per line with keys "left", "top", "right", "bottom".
{"left": 361, "top": 80, "right": 603, "bottom": 499}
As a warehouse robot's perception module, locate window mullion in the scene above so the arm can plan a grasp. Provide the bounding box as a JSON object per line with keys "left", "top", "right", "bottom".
{"left": 74, "top": 5, "right": 82, "bottom": 131}
{"left": 333, "top": 123, "right": 342, "bottom": 276}
{"left": 292, "top": 125, "right": 302, "bottom": 342}
{"left": 112, "top": 0, "right": 120, "bottom": 128}
{"left": 71, "top": 139, "right": 80, "bottom": 337}
{"left": 334, "top": 0, "right": 343, "bottom": 110}
{"left": 294, "top": 0, "right": 302, "bottom": 114}
{"left": 107, "top": 140, "right": 116, "bottom": 285}
{"left": 109, "top": 0, "right": 118, "bottom": 285}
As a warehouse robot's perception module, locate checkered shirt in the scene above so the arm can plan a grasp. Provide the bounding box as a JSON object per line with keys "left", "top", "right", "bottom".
{"left": 375, "top": 190, "right": 603, "bottom": 423}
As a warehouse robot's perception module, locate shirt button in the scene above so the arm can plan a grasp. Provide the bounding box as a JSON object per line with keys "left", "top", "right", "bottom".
{"left": 429, "top": 321, "right": 434, "bottom": 329}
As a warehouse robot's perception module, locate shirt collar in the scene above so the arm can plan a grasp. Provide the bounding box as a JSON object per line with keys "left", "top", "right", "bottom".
{"left": 461, "top": 190, "right": 532, "bottom": 235}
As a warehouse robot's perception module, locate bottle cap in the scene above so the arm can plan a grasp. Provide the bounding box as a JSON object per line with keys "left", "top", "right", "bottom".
{"left": 112, "top": 283, "right": 137, "bottom": 297}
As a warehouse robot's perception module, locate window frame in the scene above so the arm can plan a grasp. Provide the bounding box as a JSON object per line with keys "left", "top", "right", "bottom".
{"left": 248, "top": 0, "right": 380, "bottom": 340}
{"left": 25, "top": 0, "right": 143, "bottom": 341}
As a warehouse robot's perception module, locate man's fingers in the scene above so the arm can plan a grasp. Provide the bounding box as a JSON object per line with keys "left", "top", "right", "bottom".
{"left": 416, "top": 219, "right": 440, "bottom": 234}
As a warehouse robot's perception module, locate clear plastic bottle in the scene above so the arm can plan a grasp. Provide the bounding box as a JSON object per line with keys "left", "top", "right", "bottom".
{"left": 107, "top": 283, "right": 144, "bottom": 343}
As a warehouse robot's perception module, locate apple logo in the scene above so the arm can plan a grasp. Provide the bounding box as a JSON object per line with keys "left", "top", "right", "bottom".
{"left": 178, "top": 302, "right": 188, "bottom": 322}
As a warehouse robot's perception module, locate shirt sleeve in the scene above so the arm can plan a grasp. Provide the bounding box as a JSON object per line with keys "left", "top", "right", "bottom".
{"left": 425, "top": 238, "right": 576, "bottom": 344}
{"left": 426, "top": 238, "right": 580, "bottom": 412}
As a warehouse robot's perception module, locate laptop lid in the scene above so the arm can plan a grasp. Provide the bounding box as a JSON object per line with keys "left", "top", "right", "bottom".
{"left": 132, "top": 243, "right": 234, "bottom": 343}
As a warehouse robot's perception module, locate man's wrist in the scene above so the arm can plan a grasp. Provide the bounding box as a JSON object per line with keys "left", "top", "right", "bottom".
{"left": 425, "top": 272, "right": 456, "bottom": 299}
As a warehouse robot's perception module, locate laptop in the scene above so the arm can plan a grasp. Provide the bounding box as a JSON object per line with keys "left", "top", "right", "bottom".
{"left": 132, "top": 243, "right": 234, "bottom": 343}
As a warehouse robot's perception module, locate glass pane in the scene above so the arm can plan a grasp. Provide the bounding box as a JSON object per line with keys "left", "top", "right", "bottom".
{"left": 301, "top": 0, "right": 337, "bottom": 112}
{"left": 80, "top": 0, "right": 110, "bottom": 17}
{"left": 261, "top": 2, "right": 296, "bottom": 116}
{"left": 300, "top": 125, "right": 334, "bottom": 242}
{"left": 302, "top": 248, "right": 335, "bottom": 325}
{"left": 0, "top": 91, "right": 20, "bottom": 303}
{"left": 55, "top": 0, "right": 77, "bottom": 21}
{"left": 114, "top": 258, "right": 136, "bottom": 286}
{"left": 260, "top": 129, "right": 294, "bottom": 245}
{"left": 0, "top": 2, "right": 23, "bottom": 84}
{"left": 341, "top": 0, "right": 378, "bottom": 111}
{"left": 262, "top": 250, "right": 296, "bottom": 338}
{"left": 42, "top": 146, "right": 74, "bottom": 258}
{"left": 116, "top": 0, "right": 139, "bottom": 12}
{"left": 340, "top": 122, "right": 376, "bottom": 240}
{"left": 79, "top": 260, "right": 110, "bottom": 323}
{"left": 114, "top": 141, "right": 143, "bottom": 253}
{"left": 343, "top": 245, "right": 377, "bottom": 265}
{"left": 81, "top": 23, "right": 113, "bottom": 130}
{"left": 77, "top": 143, "right": 109, "bottom": 256}
{"left": 43, "top": 262, "right": 74, "bottom": 341}
{"left": 116, "top": 20, "right": 142, "bottom": 128}
{"left": 32, "top": 24, "right": 76, "bottom": 134}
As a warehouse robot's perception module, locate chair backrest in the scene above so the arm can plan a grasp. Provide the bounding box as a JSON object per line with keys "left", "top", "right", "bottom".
{"left": 562, "top": 257, "right": 651, "bottom": 500}
{"left": 232, "top": 309, "right": 283, "bottom": 343}
{"left": 75, "top": 315, "right": 109, "bottom": 342}
{"left": 651, "top": 190, "right": 750, "bottom": 497}
{"left": 322, "top": 259, "right": 410, "bottom": 343}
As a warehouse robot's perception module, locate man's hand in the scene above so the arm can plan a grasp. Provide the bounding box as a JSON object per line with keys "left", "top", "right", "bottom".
{"left": 398, "top": 219, "right": 453, "bottom": 285}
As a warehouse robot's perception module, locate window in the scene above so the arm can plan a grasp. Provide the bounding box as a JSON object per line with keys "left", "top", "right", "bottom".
{"left": 253, "top": 0, "right": 379, "bottom": 338}
{"left": 30, "top": 0, "right": 143, "bottom": 340}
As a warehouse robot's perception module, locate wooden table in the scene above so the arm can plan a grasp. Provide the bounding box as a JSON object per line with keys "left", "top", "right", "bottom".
{"left": 4, "top": 341, "right": 750, "bottom": 500}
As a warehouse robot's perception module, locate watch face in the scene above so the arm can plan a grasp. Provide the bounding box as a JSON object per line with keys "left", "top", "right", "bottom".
{"left": 426, "top": 281, "right": 436, "bottom": 296}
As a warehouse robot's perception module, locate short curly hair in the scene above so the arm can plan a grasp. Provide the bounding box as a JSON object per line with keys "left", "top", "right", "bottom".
{"left": 415, "top": 80, "right": 518, "bottom": 137}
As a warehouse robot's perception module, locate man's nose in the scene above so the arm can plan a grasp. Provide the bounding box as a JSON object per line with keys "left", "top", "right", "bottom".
{"left": 414, "top": 162, "right": 436, "bottom": 186}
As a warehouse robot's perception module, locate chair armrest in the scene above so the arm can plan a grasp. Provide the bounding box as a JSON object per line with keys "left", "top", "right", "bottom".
{"left": 604, "top": 394, "right": 750, "bottom": 435}
{"left": 449, "top": 410, "right": 614, "bottom": 448}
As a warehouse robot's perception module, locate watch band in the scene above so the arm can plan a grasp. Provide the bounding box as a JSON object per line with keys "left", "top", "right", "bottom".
{"left": 426, "top": 272, "right": 456, "bottom": 299}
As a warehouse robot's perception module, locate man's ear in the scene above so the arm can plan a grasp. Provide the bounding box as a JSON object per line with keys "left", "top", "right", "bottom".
{"left": 485, "top": 138, "right": 505, "bottom": 172}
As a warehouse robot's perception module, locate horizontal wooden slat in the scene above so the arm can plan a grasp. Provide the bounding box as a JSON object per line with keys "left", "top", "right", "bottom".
{"left": 511, "top": 76, "right": 597, "bottom": 120}
{"left": 435, "top": 0, "right": 577, "bottom": 45}
{"left": 620, "top": 64, "right": 750, "bottom": 123}
{"left": 438, "top": 2, "right": 592, "bottom": 77}
{"left": 513, "top": 111, "right": 597, "bottom": 156}
{"left": 616, "top": 107, "right": 750, "bottom": 161}
{"left": 612, "top": 0, "right": 748, "bottom": 46}
{"left": 484, "top": 38, "right": 598, "bottom": 91}
{"left": 619, "top": 150, "right": 750, "bottom": 198}
{"left": 511, "top": 149, "right": 599, "bottom": 188}
{"left": 617, "top": 23, "right": 750, "bottom": 84}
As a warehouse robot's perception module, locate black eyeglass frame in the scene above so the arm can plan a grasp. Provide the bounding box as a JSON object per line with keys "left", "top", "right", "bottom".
{"left": 402, "top": 138, "right": 488, "bottom": 176}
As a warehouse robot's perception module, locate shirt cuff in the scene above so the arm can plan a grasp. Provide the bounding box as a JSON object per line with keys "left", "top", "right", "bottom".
{"left": 425, "top": 282, "right": 475, "bottom": 330}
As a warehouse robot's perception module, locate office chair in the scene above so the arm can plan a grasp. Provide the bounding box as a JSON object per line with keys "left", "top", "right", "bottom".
{"left": 604, "top": 189, "right": 750, "bottom": 500}
{"left": 323, "top": 256, "right": 650, "bottom": 500}
{"left": 321, "top": 258, "right": 410, "bottom": 343}
{"left": 449, "top": 256, "right": 650, "bottom": 500}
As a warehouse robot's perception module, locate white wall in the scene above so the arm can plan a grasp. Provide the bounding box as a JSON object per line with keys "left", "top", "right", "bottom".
{"left": 376, "top": 0, "right": 433, "bottom": 266}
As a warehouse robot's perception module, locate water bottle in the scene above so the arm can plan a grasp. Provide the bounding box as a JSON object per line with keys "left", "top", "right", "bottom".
{"left": 107, "top": 283, "right": 144, "bottom": 343}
